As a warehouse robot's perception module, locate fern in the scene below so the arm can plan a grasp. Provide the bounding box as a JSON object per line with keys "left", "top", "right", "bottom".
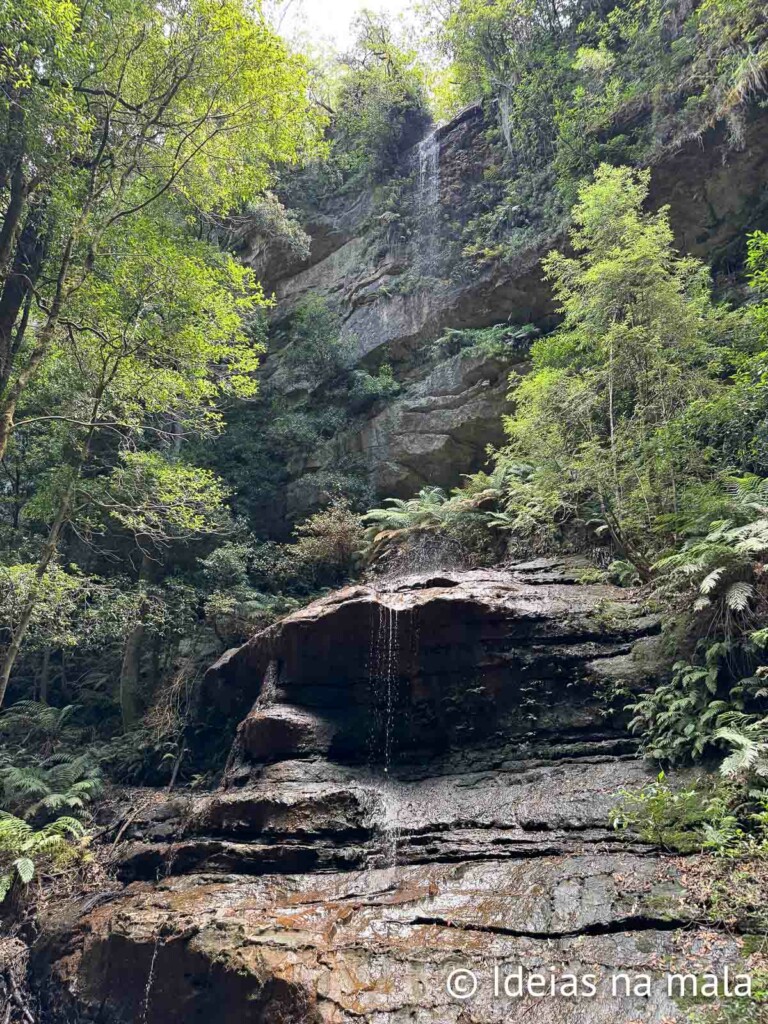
{"left": 362, "top": 473, "right": 506, "bottom": 561}
{"left": 654, "top": 476, "right": 768, "bottom": 624}
{"left": 0, "top": 701, "right": 80, "bottom": 742}
{"left": 725, "top": 581, "right": 756, "bottom": 612}
{"left": 715, "top": 714, "right": 768, "bottom": 781}
{"left": 0, "top": 812, "right": 88, "bottom": 902}
{"left": 0, "top": 753, "right": 102, "bottom": 822}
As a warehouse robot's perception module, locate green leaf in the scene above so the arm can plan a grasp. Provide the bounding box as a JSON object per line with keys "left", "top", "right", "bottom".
{"left": 14, "top": 857, "right": 35, "bottom": 884}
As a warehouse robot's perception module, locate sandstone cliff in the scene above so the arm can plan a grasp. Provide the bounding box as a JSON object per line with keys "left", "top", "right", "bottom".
{"left": 238, "top": 104, "right": 768, "bottom": 521}
{"left": 33, "top": 561, "right": 757, "bottom": 1023}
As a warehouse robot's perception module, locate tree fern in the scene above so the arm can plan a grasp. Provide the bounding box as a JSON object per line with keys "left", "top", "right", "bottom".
{"left": 654, "top": 476, "right": 768, "bottom": 627}
{"left": 0, "top": 701, "right": 80, "bottom": 741}
{"left": 362, "top": 477, "right": 505, "bottom": 561}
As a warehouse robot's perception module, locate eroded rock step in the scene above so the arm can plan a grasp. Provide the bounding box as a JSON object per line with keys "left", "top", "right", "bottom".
{"left": 37, "top": 857, "right": 745, "bottom": 1023}
{"left": 36, "top": 563, "right": 751, "bottom": 1022}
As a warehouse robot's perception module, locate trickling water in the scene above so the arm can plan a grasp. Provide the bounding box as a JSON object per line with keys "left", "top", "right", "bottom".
{"left": 142, "top": 934, "right": 160, "bottom": 1023}
{"left": 417, "top": 130, "right": 440, "bottom": 213}
{"left": 367, "top": 600, "right": 400, "bottom": 776}
{"left": 141, "top": 828, "right": 179, "bottom": 1020}
{"left": 367, "top": 597, "right": 406, "bottom": 868}
{"left": 384, "top": 604, "right": 400, "bottom": 776}
{"left": 416, "top": 130, "right": 441, "bottom": 271}
{"left": 499, "top": 87, "right": 514, "bottom": 156}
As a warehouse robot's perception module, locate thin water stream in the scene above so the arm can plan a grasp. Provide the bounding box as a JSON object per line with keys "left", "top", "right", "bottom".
{"left": 416, "top": 130, "right": 441, "bottom": 271}
{"left": 141, "top": 935, "right": 160, "bottom": 1024}
{"left": 140, "top": 838, "right": 181, "bottom": 1019}
{"left": 367, "top": 597, "right": 406, "bottom": 869}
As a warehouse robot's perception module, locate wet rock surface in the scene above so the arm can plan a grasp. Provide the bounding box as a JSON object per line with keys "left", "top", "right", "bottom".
{"left": 35, "top": 562, "right": 753, "bottom": 1022}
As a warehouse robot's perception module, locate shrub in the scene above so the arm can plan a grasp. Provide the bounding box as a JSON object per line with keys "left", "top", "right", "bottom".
{"left": 0, "top": 754, "right": 102, "bottom": 824}
{"left": 280, "top": 296, "right": 353, "bottom": 384}
{"left": 430, "top": 324, "right": 537, "bottom": 363}
{"left": 331, "top": 12, "right": 430, "bottom": 183}
{"left": 291, "top": 500, "right": 364, "bottom": 585}
{"left": 348, "top": 364, "right": 401, "bottom": 410}
{"left": 609, "top": 771, "right": 750, "bottom": 854}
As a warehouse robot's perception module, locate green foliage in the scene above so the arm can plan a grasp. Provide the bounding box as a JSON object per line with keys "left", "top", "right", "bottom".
{"left": 0, "top": 754, "right": 102, "bottom": 823}
{"left": 291, "top": 500, "right": 365, "bottom": 586}
{"left": 628, "top": 648, "right": 737, "bottom": 763}
{"left": 0, "top": 565, "right": 90, "bottom": 655}
{"left": 196, "top": 502, "right": 364, "bottom": 642}
{"left": 331, "top": 12, "right": 430, "bottom": 184}
{"left": 431, "top": 0, "right": 582, "bottom": 161}
{"left": 195, "top": 297, "right": 393, "bottom": 537}
{"left": 199, "top": 540, "right": 302, "bottom": 642}
{"left": 227, "top": 193, "right": 312, "bottom": 280}
{"left": 78, "top": 452, "right": 231, "bottom": 547}
{"left": 0, "top": 812, "right": 87, "bottom": 903}
{"left": 610, "top": 771, "right": 733, "bottom": 853}
{"left": 427, "top": 0, "right": 767, "bottom": 204}
{"left": 496, "top": 164, "right": 739, "bottom": 573}
{"left": 0, "top": 0, "right": 324, "bottom": 448}
{"left": 348, "top": 364, "right": 401, "bottom": 410}
{"left": 634, "top": 471, "right": 768, "bottom": 776}
{"left": 280, "top": 295, "right": 353, "bottom": 384}
{"left": 610, "top": 766, "right": 768, "bottom": 856}
{"left": 655, "top": 476, "right": 768, "bottom": 626}
{"left": 684, "top": 980, "right": 768, "bottom": 1024}
{"left": 430, "top": 323, "right": 537, "bottom": 363}
{"left": 0, "top": 701, "right": 102, "bottom": 822}
{"left": 0, "top": 0, "right": 327, "bottom": 713}
{"left": 364, "top": 486, "right": 464, "bottom": 534}
{"left": 716, "top": 713, "right": 768, "bottom": 782}
{"left": 0, "top": 0, "right": 321, "bottom": 217}
{"left": 92, "top": 727, "right": 184, "bottom": 787}
{"left": 0, "top": 701, "right": 78, "bottom": 749}
{"left": 362, "top": 470, "right": 507, "bottom": 566}
{"left": 608, "top": 559, "right": 643, "bottom": 587}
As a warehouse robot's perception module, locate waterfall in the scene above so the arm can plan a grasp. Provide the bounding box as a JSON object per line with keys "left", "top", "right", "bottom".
{"left": 417, "top": 130, "right": 440, "bottom": 213}
{"left": 416, "top": 130, "right": 441, "bottom": 272}
{"left": 141, "top": 935, "right": 160, "bottom": 1023}
{"left": 367, "top": 598, "right": 404, "bottom": 868}
{"left": 368, "top": 601, "right": 400, "bottom": 776}
{"left": 383, "top": 604, "right": 400, "bottom": 775}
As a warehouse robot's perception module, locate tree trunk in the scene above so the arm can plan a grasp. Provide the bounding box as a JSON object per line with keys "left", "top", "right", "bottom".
{"left": 0, "top": 384, "right": 103, "bottom": 709}
{"left": 0, "top": 160, "right": 26, "bottom": 273}
{"left": 118, "top": 620, "right": 147, "bottom": 731}
{"left": 0, "top": 497, "right": 69, "bottom": 709}
{"left": 0, "top": 201, "right": 47, "bottom": 397}
{"left": 119, "top": 552, "right": 154, "bottom": 731}
{"left": 37, "top": 648, "right": 51, "bottom": 704}
{"left": 0, "top": 232, "right": 73, "bottom": 461}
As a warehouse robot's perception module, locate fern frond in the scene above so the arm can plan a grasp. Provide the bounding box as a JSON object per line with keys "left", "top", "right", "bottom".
{"left": 725, "top": 581, "right": 755, "bottom": 612}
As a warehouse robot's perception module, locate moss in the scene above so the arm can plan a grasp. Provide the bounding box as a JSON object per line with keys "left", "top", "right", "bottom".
{"left": 676, "top": 969, "right": 768, "bottom": 1023}
{"left": 740, "top": 936, "right": 768, "bottom": 958}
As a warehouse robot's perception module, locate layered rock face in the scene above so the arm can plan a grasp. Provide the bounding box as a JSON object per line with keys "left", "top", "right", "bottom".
{"left": 288, "top": 348, "right": 514, "bottom": 511}
{"left": 37, "top": 561, "right": 754, "bottom": 1022}
{"left": 249, "top": 106, "right": 768, "bottom": 516}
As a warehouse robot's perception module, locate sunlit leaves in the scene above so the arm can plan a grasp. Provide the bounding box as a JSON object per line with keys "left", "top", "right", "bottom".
{"left": 497, "top": 164, "right": 736, "bottom": 569}
{"left": 80, "top": 451, "right": 230, "bottom": 543}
